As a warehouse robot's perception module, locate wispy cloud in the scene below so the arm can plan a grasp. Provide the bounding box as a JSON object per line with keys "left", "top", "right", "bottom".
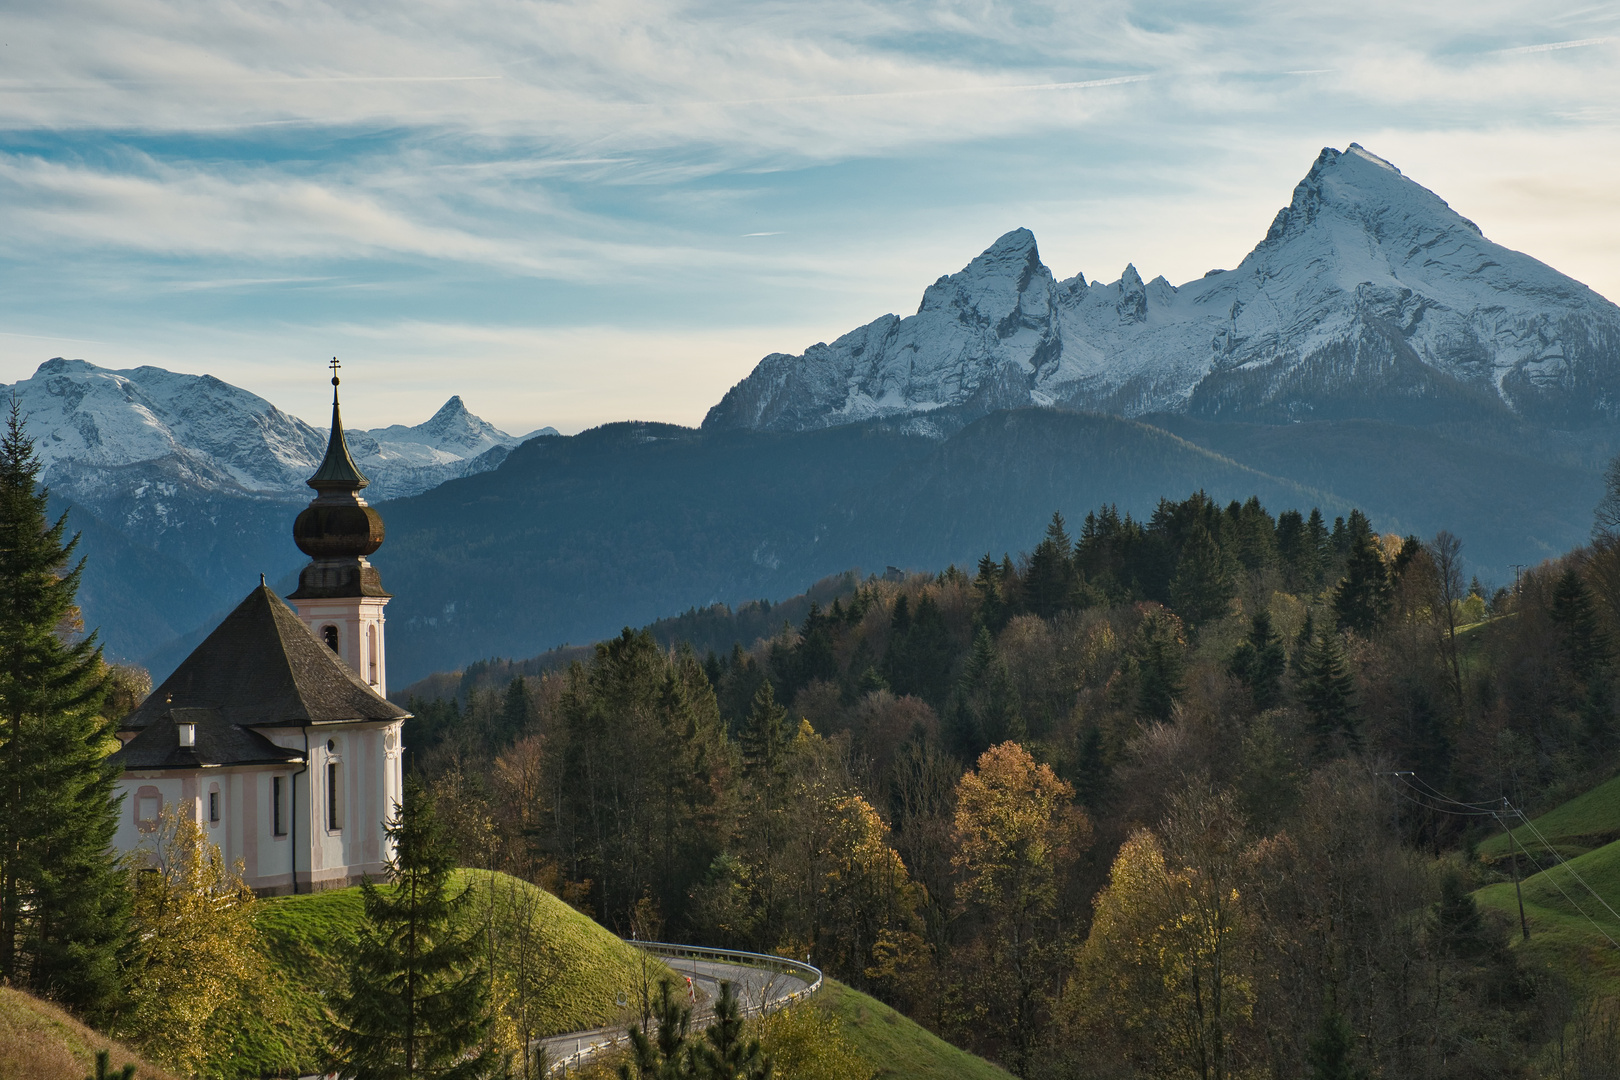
{"left": 0, "top": 0, "right": 1618, "bottom": 431}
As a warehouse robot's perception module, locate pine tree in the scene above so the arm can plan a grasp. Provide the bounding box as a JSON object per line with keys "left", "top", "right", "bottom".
{"left": 692, "top": 981, "right": 770, "bottom": 1080}
{"left": 1228, "top": 610, "right": 1286, "bottom": 713}
{"left": 327, "top": 776, "right": 496, "bottom": 1079}
{"left": 0, "top": 399, "right": 127, "bottom": 1019}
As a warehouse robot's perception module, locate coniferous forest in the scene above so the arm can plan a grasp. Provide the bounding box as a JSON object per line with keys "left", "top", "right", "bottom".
{"left": 403, "top": 489, "right": 1620, "bottom": 1079}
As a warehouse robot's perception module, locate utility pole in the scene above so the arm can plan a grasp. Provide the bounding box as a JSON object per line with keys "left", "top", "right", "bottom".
{"left": 1501, "top": 797, "right": 1531, "bottom": 941}
{"left": 1511, "top": 564, "right": 1527, "bottom": 596}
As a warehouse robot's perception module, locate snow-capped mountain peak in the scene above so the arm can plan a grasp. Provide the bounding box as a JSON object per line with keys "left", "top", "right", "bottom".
{"left": 705, "top": 144, "right": 1620, "bottom": 433}
{"left": 4, "top": 359, "right": 549, "bottom": 534}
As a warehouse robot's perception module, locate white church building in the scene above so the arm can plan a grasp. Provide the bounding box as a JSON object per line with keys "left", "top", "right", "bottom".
{"left": 111, "top": 373, "right": 409, "bottom": 894}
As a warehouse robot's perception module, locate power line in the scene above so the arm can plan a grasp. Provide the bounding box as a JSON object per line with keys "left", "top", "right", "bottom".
{"left": 1374, "top": 772, "right": 1620, "bottom": 950}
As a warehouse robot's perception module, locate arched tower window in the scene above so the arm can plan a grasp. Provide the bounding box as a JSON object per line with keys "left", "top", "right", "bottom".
{"left": 366, "top": 625, "right": 378, "bottom": 685}
{"left": 322, "top": 625, "right": 339, "bottom": 653}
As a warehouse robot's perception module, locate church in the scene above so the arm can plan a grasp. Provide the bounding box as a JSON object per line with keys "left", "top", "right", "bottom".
{"left": 110, "top": 372, "right": 410, "bottom": 895}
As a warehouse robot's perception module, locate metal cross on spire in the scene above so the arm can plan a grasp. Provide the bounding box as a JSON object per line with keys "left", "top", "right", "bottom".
{"left": 330, "top": 356, "right": 341, "bottom": 387}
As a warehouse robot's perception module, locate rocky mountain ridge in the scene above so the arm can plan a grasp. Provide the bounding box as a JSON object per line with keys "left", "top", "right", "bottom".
{"left": 705, "top": 144, "right": 1620, "bottom": 434}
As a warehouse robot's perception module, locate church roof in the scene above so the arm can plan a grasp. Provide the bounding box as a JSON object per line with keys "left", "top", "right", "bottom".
{"left": 112, "top": 707, "right": 305, "bottom": 771}
{"left": 121, "top": 583, "right": 410, "bottom": 732}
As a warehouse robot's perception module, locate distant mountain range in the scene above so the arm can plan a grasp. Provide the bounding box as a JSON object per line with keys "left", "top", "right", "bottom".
{"left": 17, "top": 143, "right": 1619, "bottom": 684}
{"left": 2, "top": 358, "right": 551, "bottom": 665}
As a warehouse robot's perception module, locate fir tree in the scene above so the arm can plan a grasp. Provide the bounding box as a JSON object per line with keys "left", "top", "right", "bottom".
{"left": 327, "top": 777, "right": 496, "bottom": 1079}
{"left": 0, "top": 399, "right": 127, "bottom": 1019}
{"left": 1228, "top": 610, "right": 1286, "bottom": 713}
{"left": 1304, "top": 508, "right": 1331, "bottom": 588}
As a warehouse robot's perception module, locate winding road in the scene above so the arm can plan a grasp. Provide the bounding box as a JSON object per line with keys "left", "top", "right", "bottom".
{"left": 540, "top": 943, "right": 822, "bottom": 1074}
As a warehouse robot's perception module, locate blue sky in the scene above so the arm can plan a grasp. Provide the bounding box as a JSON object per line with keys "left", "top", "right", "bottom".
{"left": 1, "top": 0, "right": 1617, "bottom": 434}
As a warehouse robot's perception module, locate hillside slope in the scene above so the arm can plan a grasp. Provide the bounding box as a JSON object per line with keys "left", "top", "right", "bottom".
{"left": 821, "top": 980, "right": 1013, "bottom": 1080}
{"left": 228, "top": 869, "right": 670, "bottom": 1075}
{"left": 0, "top": 987, "right": 178, "bottom": 1080}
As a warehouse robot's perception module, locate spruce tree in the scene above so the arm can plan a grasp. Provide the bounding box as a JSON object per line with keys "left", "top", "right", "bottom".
{"left": 1305, "top": 1009, "right": 1365, "bottom": 1080}
{"left": 1298, "top": 629, "right": 1357, "bottom": 749}
{"left": 692, "top": 981, "right": 770, "bottom": 1080}
{"left": 1024, "top": 513, "right": 1075, "bottom": 619}
{"left": 1228, "top": 610, "right": 1286, "bottom": 713}
{"left": 0, "top": 400, "right": 127, "bottom": 1019}
{"left": 1333, "top": 512, "right": 1390, "bottom": 637}
{"left": 1551, "top": 567, "right": 1611, "bottom": 681}
{"left": 1130, "top": 609, "right": 1186, "bottom": 722}
{"left": 1169, "top": 522, "right": 1233, "bottom": 629}
{"left": 739, "top": 681, "right": 789, "bottom": 781}
{"left": 328, "top": 776, "right": 495, "bottom": 1079}
{"left": 619, "top": 978, "right": 694, "bottom": 1080}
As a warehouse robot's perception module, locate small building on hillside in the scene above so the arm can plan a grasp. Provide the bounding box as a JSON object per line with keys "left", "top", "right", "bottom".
{"left": 110, "top": 372, "right": 410, "bottom": 894}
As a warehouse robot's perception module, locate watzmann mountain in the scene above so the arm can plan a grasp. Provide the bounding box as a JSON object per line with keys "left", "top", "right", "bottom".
{"left": 706, "top": 144, "right": 1620, "bottom": 434}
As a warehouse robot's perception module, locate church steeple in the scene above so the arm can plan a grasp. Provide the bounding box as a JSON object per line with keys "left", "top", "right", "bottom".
{"left": 288, "top": 360, "right": 391, "bottom": 693}
{"left": 307, "top": 363, "right": 370, "bottom": 494}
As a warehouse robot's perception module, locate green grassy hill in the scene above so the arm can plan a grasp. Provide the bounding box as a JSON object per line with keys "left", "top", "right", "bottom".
{"left": 0, "top": 987, "right": 179, "bottom": 1080}
{"left": 821, "top": 980, "right": 1014, "bottom": 1080}
{"left": 1476, "top": 834, "right": 1620, "bottom": 996}
{"left": 226, "top": 869, "right": 670, "bottom": 1076}
{"left": 1478, "top": 772, "right": 1620, "bottom": 861}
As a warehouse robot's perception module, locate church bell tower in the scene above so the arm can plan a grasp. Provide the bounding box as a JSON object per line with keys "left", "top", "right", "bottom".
{"left": 289, "top": 362, "right": 390, "bottom": 694}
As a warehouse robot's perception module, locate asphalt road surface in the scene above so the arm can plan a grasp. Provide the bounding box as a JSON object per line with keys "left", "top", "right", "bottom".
{"left": 538, "top": 956, "right": 814, "bottom": 1071}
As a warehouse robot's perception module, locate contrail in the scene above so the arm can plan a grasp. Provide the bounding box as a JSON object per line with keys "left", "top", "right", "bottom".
{"left": 1496, "top": 37, "right": 1610, "bottom": 55}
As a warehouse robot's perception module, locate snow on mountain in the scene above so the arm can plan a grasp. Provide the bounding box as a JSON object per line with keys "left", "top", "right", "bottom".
{"left": 705, "top": 144, "right": 1620, "bottom": 434}
{"left": 5, "top": 358, "right": 539, "bottom": 513}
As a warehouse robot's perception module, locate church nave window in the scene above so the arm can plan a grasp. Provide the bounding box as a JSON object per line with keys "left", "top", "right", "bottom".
{"left": 327, "top": 760, "right": 344, "bottom": 832}
{"left": 272, "top": 775, "right": 287, "bottom": 836}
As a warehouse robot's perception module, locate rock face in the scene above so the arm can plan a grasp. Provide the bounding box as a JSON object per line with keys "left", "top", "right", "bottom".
{"left": 705, "top": 144, "right": 1620, "bottom": 433}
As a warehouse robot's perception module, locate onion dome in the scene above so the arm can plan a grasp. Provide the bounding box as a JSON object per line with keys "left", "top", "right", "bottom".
{"left": 292, "top": 371, "right": 385, "bottom": 561}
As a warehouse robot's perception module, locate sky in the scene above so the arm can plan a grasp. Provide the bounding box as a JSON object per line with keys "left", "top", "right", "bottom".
{"left": 1, "top": 1, "right": 1618, "bottom": 435}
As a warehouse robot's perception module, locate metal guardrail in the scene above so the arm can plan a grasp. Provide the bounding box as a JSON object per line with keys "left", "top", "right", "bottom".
{"left": 631, "top": 940, "right": 824, "bottom": 1005}
{"left": 543, "top": 941, "right": 822, "bottom": 1074}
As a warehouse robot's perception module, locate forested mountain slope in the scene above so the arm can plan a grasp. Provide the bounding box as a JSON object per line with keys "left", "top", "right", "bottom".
{"left": 376, "top": 404, "right": 1593, "bottom": 685}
